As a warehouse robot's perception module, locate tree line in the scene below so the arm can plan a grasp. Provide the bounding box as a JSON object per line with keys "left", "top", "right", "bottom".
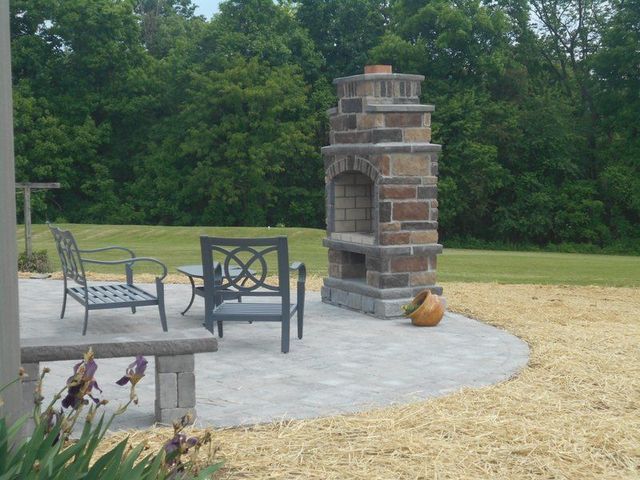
{"left": 10, "top": 0, "right": 640, "bottom": 251}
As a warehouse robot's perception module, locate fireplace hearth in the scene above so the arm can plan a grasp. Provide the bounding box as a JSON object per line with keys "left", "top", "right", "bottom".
{"left": 321, "top": 65, "right": 443, "bottom": 318}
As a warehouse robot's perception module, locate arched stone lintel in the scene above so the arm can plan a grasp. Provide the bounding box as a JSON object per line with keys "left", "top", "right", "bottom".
{"left": 325, "top": 156, "right": 380, "bottom": 184}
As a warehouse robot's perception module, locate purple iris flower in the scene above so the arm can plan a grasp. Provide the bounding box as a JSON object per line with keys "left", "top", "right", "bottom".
{"left": 116, "top": 355, "right": 148, "bottom": 387}
{"left": 61, "top": 350, "right": 102, "bottom": 410}
{"left": 164, "top": 433, "right": 199, "bottom": 466}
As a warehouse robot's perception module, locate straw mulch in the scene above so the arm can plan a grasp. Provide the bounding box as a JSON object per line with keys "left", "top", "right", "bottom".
{"left": 90, "top": 282, "right": 640, "bottom": 478}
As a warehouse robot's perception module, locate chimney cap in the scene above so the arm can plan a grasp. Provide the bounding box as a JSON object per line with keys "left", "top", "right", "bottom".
{"left": 364, "top": 65, "right": 392, "bottom": 74}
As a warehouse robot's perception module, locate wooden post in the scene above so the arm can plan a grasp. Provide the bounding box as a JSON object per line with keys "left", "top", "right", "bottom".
{"left": 24, "top": 186, "right": 31, "bottom": 257}
{"left": 0, "top": 0, "right": 22, "bottom": 425}
{"left": 15, "top": 182, "right": 60, "bottom": 258}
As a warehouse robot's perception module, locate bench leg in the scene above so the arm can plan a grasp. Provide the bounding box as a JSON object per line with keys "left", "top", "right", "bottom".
{"left": 82, "top": 307, "right": 89, "bottom": 336}
{"left": 60, "top": 289, "right": 67, "bottom": 319}
{"left": 154, "top": 354, "right": 196, "bottom": 425}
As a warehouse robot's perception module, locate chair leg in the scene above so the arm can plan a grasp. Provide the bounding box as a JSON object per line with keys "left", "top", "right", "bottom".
{"left": 217, "top": 321, "right": 223, "bottom": 338}
{"left": 82, "top": 307, "right": 89, "bottom": 336}
{"left": 158, "top": 302, "right": 168, "bottom": 332}
{"left": 297, "top": 307, "right": 303, "bottom": 340}
{"left": 131, "top": 306, "right": 137, "bottom": 314}
{"left": 281, "top": 316, "right": 290, "bottom": 354}
{"left": 297, "top": 286, "right": 305, "bottom": 339}
{"left": 157, "top": 279, "right": 168, "bottom": 332}
{"left": 60, "top": 290, "right": 67, "bottom": 319}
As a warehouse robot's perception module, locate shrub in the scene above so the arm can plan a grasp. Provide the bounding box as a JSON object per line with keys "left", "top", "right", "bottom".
{"left": 0, "top": 350, "right": 221, "bottom": 479}
{"left": 18, "top": 250, "right": 51, "bottom": 273}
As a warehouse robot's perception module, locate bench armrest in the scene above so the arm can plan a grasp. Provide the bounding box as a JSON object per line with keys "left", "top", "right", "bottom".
{"left": 290, "top": 262, "right": 306, "bottom": 284}
{"left": 78, "top": 245, "right": 136, "bottom": 258}
{"left": 81, "top": 257, "right": 168, "bottom": 281}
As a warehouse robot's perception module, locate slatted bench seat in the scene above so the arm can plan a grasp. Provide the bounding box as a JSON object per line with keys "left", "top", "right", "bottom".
{"left": 68, "top": 284, "right": 159, "bottom": 309}
{"left": 20, "top": 329, "right": 217, "bottom": 425}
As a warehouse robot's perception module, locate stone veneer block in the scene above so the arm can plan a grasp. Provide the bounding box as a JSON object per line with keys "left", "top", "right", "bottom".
{"left": 404, "top": 127, "right": 431, "bottom": 143}
{"left": 390, "top": 154, "right": 430, "bottom": 176}
{"left": 385, "top": 113, "right": 423, "bottom": 128}
{"left": 393, "top": 202, "right": 429, "bottom": 221}
{"left": 156, "top": 372, "right": 178, "bottom": 408}
{"left": 178, "top": 372, "right": 196, "bottom": 408}
{"left": 157, "top": 407, "right": 195, "bottom": 425}
{"left": 156, "top": 354, "right": 195, "bottom": 373}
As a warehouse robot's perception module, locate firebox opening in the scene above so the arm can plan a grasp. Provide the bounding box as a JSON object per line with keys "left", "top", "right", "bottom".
{"left": 341, "top": 252, "right": 366, "bottom": 281}
{"left": 330, "top": 171, "right": 374, "bottom": 245}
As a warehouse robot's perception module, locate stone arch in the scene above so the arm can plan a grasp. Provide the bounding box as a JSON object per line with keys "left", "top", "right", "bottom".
{"left": 326, "top": 156, "right": 380, "bottom": 184}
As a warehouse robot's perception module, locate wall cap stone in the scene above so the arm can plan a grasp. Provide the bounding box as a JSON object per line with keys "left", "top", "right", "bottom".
{"left": 21, "top": 329, "right": 217, "bottom": 363}
{"left": 333, "top": 73, "right": 425, "bottom": 84}
{"left": 323, "top": 238, "right": 442, "bottom": 257}
{"left": 322, "top": 143, "right": 442, "bottom": 156}
{"left": 366, "top": 104, "right": 435, "bottom": 113}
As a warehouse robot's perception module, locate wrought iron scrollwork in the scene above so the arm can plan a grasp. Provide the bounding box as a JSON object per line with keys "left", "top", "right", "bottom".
{"left": 211, "top": 245, "right": 279, "bottom": 292}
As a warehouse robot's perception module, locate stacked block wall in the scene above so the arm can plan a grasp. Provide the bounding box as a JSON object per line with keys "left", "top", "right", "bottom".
{"left": 333, "top": 172, "right": 373, "bottom": 233}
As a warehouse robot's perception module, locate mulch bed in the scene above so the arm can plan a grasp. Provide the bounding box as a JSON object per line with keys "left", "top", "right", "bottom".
{"left": 85, "top": 282, "right": 640, "bottom": 478}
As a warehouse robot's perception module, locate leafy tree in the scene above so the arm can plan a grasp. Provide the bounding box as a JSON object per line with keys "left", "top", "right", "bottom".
{"left": 295, "top": 0, "right": 388, "bottom": 79}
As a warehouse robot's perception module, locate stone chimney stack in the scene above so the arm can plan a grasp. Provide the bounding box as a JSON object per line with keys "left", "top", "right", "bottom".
{"left": 321, "top": 65, "right": 443, "bottom": 318}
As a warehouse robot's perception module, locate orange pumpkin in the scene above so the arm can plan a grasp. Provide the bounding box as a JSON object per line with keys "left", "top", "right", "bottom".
{"left": 403, "top": 289, "right": 445, "bottom": 326}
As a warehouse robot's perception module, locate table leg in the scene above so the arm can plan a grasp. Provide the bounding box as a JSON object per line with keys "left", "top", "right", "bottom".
{"left": 181, "top": 275, "right": 197, "bottom": 315}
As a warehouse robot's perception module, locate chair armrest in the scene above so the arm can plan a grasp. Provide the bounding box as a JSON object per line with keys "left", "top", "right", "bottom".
{"left": 78, "top": 246, "right": 136, "bottom": 258}
{"left": 290, "top": 262, "right": 306, "bottom": 284}
{"left": 81, "top": 257, "right": 168, "bottom": 281}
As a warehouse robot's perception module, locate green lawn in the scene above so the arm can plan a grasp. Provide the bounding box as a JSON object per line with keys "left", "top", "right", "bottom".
{"left": 18, "top": 224, "right": 640, "bottom": 287}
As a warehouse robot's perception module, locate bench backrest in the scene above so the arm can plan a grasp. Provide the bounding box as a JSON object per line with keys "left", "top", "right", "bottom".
{"left": 200, "top": 236, "right": 290, "bottom": 302}
{"left": 49, "top": 224, "right": 87, "bottom": 287}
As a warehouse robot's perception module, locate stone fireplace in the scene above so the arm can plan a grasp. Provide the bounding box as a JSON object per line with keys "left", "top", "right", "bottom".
{"left": 321, "top": 65, "right": 443, "bottom": 318}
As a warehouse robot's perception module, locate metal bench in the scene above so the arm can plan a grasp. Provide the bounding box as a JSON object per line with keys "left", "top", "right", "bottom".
{"left": 20, "top": 329, "right": 217, "bottom": 425}
{"left": 49, "top": 224, "right": 168, "bottom": 335}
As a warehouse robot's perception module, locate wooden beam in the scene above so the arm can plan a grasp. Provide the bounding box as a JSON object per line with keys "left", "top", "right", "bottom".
{"left": 15, "top": 182, "right": 61, "bottom": 189}
{"left": 15, "top": 182, "right": 60, "bottom": 256}
{"left": 24, "top": 186, "right": 31, "bottom": 256}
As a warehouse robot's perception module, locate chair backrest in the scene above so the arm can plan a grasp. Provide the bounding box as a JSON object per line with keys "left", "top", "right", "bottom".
{"left": 48, "top": 224, "right": 87, "bottom": 286}
{"left": 199, "top": 236, "right": 290, "bottom": 302}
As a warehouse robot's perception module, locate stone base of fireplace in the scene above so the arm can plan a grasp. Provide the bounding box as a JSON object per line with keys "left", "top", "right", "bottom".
{"left": 321, "top": 278, "right": 443, "bottom": 318}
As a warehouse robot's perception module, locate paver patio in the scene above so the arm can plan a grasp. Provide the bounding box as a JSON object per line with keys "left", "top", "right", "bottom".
{"left": 18, "top": 279, "right": 529, "bottom": 430}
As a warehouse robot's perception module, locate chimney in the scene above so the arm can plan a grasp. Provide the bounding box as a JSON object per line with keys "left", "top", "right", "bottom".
{"left": 321, "top": 65, "right": 443, "bottom": 318}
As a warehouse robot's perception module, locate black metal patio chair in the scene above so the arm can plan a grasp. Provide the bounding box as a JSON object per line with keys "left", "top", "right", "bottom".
{"left": 48, "top": 224, "right": 168, "bottom": 335}
{"left": 199, "top": 236, "right": 306, "bottom": 353}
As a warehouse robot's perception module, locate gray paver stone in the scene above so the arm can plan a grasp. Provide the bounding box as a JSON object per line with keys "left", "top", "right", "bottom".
{"left": 361, "top": 296, "right": 375, "bottom": 313}
{"left": 177, "top": 372, "right": 196, "bottom": 408}
{"left": 157, "top": 408, "right": 195, "bottom": 425}
{"left": 156, "top": 354, "right": 194, "bottom": 373}
{"left": 156, "top": 372, "right": 177, "bottom": 408}
{"left": 320, "top": 286, "right": 331, "bottom": 300}
{"left": 374, "top": 298, "right": 408, "bottom": 318}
